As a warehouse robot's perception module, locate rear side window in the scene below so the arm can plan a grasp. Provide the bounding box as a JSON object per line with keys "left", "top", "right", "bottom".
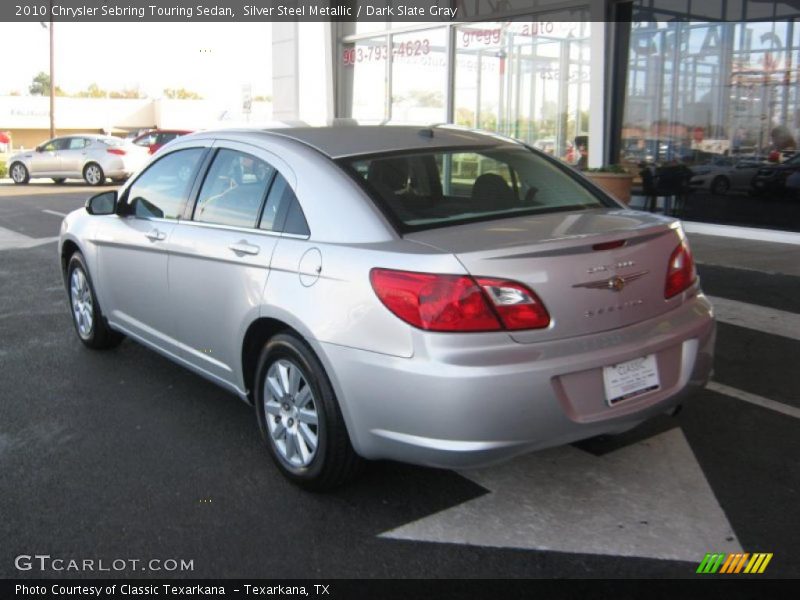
{"left": 259, "top": 173, "right": 310, "bottom": 236}
{"left": 127, "top": 148, "right": 205, "bottom": 219}
{"left": 194, "top": 149, "right": 274, "bottom": 228}
{"left": 345, "top": 148, "right": 610, "bottom": 232}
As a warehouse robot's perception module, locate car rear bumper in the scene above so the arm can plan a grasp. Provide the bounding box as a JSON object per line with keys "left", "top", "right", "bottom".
{"left": 321, "top": 292, "right": 715, "bottom": 468}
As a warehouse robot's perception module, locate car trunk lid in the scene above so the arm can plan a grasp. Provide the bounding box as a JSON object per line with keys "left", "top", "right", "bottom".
{"left": 404, "top": 208, "right": 690, "bottom": 343}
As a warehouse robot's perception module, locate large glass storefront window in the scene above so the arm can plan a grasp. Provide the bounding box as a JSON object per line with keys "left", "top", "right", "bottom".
{"left": 342, "top": 36, "right": 388, "bottom": 122}
{"left": 621, "top": 11, "right": 800, "bottom": 167}
{"left": 338, "top": 10, "right": 591, "bottom": 166}
{"left": 391, "top": 28, "right": 448, "bottom": 123}
{"left": 453, "top": 20, "right": 591, "bottom": 165}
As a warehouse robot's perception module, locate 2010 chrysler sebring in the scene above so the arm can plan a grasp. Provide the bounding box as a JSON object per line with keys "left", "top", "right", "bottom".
{"left": 58, "top": 126, "right": 715, "bottom": 489}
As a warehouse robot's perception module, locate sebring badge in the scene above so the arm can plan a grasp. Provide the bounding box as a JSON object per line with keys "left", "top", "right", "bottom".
{"left": 572, "top": 270, "right": 649, "bottom": 292}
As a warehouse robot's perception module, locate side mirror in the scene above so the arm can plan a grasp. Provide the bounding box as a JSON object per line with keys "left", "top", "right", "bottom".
{"left": 35, "top": 145, "right": 43, "bottom": 152}
{"left": 85, "top": 191, "right": 117, "bottom": 216}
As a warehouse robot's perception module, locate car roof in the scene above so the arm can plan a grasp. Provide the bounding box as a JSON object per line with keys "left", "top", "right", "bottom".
{"left": 52, "top": 134, "right": 107, "bottom": 139}
{"left": 198, "top": 125, "right": 511, "bottom": 159}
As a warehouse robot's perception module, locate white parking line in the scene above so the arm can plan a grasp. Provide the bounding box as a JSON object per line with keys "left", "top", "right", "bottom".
{"left": 41, "top": 209, "right": 68, "bottom": 218}
{"left": 0, "top": 226, "right": 58, "bottom": 251}
{"left": 683, "top": 221, "right": 800, "bottom": 245}
{"left": 383, "top": 429, "right": 741, "bottom": 560}
{"left": 708, "top": 295, "right": 800, "bottom": 342}
{"left": 707, "top": 381, "right": 800, "bottom": 420}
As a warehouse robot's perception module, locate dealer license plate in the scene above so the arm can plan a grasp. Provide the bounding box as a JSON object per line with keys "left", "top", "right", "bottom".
{"left": 602, "top": 354, "right": 660, "bottom": 406}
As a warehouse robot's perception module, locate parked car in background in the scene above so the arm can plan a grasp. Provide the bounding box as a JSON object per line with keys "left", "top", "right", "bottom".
{"left": 132, "top": 129, "right": 192, "bottom": 154}
{"left": 751, "top": 152, "right": 800, "bottom": 197}
{"left": 7, "top": 135, "right": 148, "bottom": 186}
{"left": 58, "top": 126, "right": 715, "bottom": 489}
{"left": 622, "top": 138, "right": 693, "bottom": 164}
{"left": 689, "top": 155, "right": 765, "bottom": 195}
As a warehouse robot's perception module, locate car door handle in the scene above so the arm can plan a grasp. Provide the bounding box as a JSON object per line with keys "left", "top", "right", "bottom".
{"left": 229, "top": 241, "right": 260, "bottom": 256}
{"left": 145, "top": 229, "right": 166, "bottom": 242}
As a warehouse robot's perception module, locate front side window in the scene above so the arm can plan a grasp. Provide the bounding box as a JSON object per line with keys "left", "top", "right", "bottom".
{"left": 134, "top": 133, "right": 156, "bottom": 147}
{"left": 126, "top": 148, "right": 205, "bottom": 219}
{"left": 345, "top": 147, "right": 611, "bottom": 231}
{"left": 194, "top": 149, "right": 274, "bottom": 228}
{"left": 41, "top": 138, "right": 68, "bottom": 152}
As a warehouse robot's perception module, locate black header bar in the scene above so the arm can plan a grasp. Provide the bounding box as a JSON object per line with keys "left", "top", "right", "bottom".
{"left": 2, "top": 1, "right": 572, "bottom": 23}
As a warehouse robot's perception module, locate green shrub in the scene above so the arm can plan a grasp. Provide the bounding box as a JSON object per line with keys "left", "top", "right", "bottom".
{"left": 0, "top": 160, "right": 7, "bottom": 179}
{"left": 585, "top": 164, "right": 629, "bottom": 174}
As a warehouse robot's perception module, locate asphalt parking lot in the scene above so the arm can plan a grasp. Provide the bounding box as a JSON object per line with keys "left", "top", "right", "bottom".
{"left": 1, "top": 181, "right": 799, "bottom": 579}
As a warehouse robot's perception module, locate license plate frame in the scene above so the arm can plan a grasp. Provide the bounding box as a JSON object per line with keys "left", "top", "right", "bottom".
{"left": 602, "top": 354, "right": 660, "bottom": 406}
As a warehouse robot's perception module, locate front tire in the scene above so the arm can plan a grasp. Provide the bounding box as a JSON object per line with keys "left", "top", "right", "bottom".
{"left": 10, "top": 162, "right": 29, "bottom": 184}
{"left": 83, "top": 163, "right": 105, "bottom": 186}
{"left": 66, "top": 252, "right": 123, "bottom": 349}
{"left": 255, "top": 333, "right": 362, "bottom": 490}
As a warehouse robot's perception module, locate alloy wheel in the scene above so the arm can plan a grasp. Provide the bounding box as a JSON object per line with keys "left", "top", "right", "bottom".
{"left": 11, "top": 163, "right": 27, "bottom": 183}
{"left": 70, "top": 267, "right": 94, "bottom": 339}
{"left": 85, "top": 164, "right": 103, "bottom": 185}
{"left": 263, "top": 358, "right": 319, "bottom": 468}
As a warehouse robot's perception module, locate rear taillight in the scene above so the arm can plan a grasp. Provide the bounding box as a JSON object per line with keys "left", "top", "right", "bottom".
{"left": 664, "top": 241, "right": 696, "bottom": 299}
{"left": 474, "top": 278, "right": 551, "bottom": 330}
{"left": 369, "top": 268, "right": 550, "bottom": 332}
{"left": 107, "top": 148, "right": 126, "bottom": 156}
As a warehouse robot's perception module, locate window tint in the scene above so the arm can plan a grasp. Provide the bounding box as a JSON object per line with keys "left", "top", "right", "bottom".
{"left": 194, "top": 149, "right": 274, "bottom": 228}
{"left": 127, "top": 148, "right": 205, "bottom": 220}
{"left": 259, "top": 173, "right": 290, "bottom": 232}
{"left": 347, "top": 148, "right": 609, "bottom": 231}
{"left": 259, "top": 173, "right": 309, "bottom": 236}
{"left": 284, "top": 197, "right": 310, "bottom": 236}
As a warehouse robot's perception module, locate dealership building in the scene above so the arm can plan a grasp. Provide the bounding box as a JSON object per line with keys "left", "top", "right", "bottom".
{"left": 2, "top": 0, "right": 798, "bottom": 229}
{"left": 270, "top": 0, "right": 800, "bottom": 175}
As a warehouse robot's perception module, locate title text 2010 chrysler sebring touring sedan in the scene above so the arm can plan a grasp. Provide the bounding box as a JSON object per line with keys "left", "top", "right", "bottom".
{"left": 58, "top": 126, "right": 715, "bottom": 489}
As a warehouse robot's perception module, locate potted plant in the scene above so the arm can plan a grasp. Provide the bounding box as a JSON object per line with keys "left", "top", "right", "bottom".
{"left": 583, "top": 165, "right": 635, "bottom": 204}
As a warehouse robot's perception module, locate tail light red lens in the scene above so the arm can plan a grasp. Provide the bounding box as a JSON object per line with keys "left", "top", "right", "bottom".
{"left": 370, "top": 268, "right": 550, "bottom": 332}
{"left": 664, "top": 241, "right": 696, "bottom": 299}
{"left": 474, "top": 278, "right": 551, "bottom": 330}
{"left": 107, "top": 148, "right": 126, "bottom": 156}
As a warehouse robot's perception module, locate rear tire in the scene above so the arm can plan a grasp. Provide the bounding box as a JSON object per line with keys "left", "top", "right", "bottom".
{"left": 66, "top": 252, "right": 124, "bottom": 349}
{"left": 10, "top": 162, "right": 29, "bottom": 184}
{"left": 83, "top": 163, "right": 105, "bottom": 186}
{"left": 254, "top": 333, "right": 363, "bottom": 490}
{"left": 710, "top": 176, "right": 730, "bottom": 195}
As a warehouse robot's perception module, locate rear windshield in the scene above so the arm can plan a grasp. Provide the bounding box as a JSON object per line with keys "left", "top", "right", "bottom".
{"left": 99, "top": 136, "right": 125, "bottom": 146}
{"left": 342, "top": 147, "right": 612, "bottom": 232}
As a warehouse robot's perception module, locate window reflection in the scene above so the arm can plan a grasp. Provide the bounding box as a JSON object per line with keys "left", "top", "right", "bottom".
{"left": 622, "top": 14, "right": 800, "bottom": 169}
{"left": 454, "top": 19, "right": 591, "bottom": 165}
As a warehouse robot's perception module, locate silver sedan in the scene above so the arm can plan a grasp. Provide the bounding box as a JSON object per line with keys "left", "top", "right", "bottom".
{"left": 8, "top": 134, "right": 149, "bottom": 186}
{"left": 58, "top": 126, "right": 715, "bottom": 489}
{"left": 689, "top": 156, "right": 765, "bottom": 195}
